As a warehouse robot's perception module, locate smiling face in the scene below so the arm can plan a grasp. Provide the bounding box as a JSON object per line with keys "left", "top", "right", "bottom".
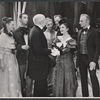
{"left": 59, "top": 24, "right": 69, "bottom": 34}
{"left": 46, "top": 20, "right": 53, "bottom": 30}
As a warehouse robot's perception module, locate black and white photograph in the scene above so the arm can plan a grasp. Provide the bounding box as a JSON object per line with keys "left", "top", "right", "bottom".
{"left": 0, "top": 1, "right": 100, "bottom": 98}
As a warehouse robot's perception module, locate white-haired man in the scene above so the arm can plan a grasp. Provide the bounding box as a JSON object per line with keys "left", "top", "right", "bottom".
{"left": 27, "top": 14, "right": 53, "bottom": 97}
{"left": 77, "top": 14, "right": 100, "bottom": 97}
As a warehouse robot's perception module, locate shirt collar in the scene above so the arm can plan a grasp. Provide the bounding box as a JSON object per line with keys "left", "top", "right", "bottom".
{"left": 87, "top": 25, "right": 90, "bottom": 30}
{"left": 36, "top": 24, "right": 43, "bottom": 30}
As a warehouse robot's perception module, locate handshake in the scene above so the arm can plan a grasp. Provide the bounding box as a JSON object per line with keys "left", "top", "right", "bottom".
{"left": 51, "top": 47, "right": 60, "bottom": 56}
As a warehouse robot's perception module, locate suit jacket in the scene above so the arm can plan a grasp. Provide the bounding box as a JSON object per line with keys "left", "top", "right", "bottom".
{"left": 13, "top": 27, "right": 28, "bottom": 65}
{"left": 77, "top": 26, "right": 100, "bottom": 69}
{"left": 27, "top": 25, "right": 51, "bottom": 80}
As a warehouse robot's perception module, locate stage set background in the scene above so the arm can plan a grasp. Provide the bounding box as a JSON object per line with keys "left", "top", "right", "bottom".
{"left": 0, "top": 1, "right": 100, "bottom": 30}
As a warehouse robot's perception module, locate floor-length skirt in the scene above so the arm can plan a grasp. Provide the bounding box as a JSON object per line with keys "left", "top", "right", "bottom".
{"left": 0, "top": 51, "right": 22, "bottom": 97}
{"left": 54, "top": 52, "right": 77, "bottom": 97}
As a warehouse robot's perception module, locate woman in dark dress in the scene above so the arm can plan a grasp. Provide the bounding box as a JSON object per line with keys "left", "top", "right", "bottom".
{"left": 53, "top": 18, "right": 77, "bottom": 97}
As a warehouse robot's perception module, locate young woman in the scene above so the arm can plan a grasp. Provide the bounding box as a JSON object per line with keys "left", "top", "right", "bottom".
{"left": 54, "top": 18, "right": 77, "bottom": 97}
{"left": 0, "top": 17, "right": 22, "bottom": 97}
{"left": 44, "top": 17, "right": 57, "bottom": 48}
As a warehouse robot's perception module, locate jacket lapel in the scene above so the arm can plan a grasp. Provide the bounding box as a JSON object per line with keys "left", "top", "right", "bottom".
{"left": 77, "top": 29, "right": 82, "bottom": 45}
{"left": 18, "top": 27, "right": 26, "bottom": 44}
{"left": 86, "top": 26, "right": 92, "bottom": 42}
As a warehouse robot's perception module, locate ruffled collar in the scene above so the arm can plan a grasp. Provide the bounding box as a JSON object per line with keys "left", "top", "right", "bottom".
{"left": 57, "top": 35, "right": 72, "bottom": 48}
{"left": 0, "top": 32, "right": 15, "bottom": 48}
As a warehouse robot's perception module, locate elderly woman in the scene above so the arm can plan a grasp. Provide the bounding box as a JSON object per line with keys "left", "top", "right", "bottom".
{"left": 53, "top": 18, "right": 77, "bottom": 97}
{"left": 0, "top": 17, "right": 22, "bottom": 97}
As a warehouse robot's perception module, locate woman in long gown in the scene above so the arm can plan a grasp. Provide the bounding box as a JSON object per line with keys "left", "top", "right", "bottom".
{"left": 53, "top": 18, "right": 77, "bottom": 97}
{"left": 0, "top": 17, "right": 22, "bottom": 97}
{"left": 44, "top": 18, "right": 56, "bottom": 96}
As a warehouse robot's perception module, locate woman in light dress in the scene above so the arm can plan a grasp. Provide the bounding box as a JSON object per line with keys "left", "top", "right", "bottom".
{"left": 0, "top": 17, "right": 22, "bottom": 97}
{"left": 44, "top": 17, "right": 57, "bottom": 48}
{"left": 53, "top": 18, "right": 77, "bottom": 97}
{"left": 44, "top": 17, "right": 56, "bottom": 96}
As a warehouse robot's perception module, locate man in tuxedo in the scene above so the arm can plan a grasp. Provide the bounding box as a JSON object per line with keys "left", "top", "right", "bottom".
{"left": 27, "top": 14, "right": 56, "bottom": 97}
{"left": 13, "top": 13, "right": 29, "bottom": 96}
{"left": 77, "top": 14, "right": 100, "bottom": 97}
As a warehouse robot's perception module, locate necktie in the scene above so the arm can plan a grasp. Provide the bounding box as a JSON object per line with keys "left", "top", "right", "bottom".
{"left": 81, "top": 28, "right": 88, "bottom": 32}
{"left": 20, "top": 27, "right": 29, "bottom": 35}
{"left": 8, "top": 32, "right": 13, "bottom": 37}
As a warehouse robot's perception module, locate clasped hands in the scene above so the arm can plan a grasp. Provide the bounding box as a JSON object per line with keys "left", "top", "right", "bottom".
{"left": 51, "top": 47, "right": 60, "bottom": 56}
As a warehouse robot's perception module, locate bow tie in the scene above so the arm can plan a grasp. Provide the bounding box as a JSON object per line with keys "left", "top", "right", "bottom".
{"left": 81, "top": 28, "right": 88, "bottom": 32}
{"left": 20, "top": 27, "right": 29, "bottom": 35}
{"left": 8, "top": 32, "right": 13, "bottom": 37}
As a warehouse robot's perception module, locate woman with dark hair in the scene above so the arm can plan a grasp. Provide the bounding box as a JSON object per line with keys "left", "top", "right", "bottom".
{"left": 0, "top": 17, "right": 22, "bottom": 97}
{"left": 53, "top": 17, "right": 77, "bottom": 97}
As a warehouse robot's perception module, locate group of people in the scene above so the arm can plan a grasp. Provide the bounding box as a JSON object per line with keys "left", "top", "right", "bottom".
{"left": 0, "top": 13, "right": 100, "bottom": 97}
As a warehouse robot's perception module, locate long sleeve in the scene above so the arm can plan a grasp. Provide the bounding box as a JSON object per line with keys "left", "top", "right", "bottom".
{"left": 31, "top": 31, "right": 51, "bottom": 55}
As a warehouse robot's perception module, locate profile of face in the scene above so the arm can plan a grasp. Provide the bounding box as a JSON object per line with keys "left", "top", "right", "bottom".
{"left": 6, "top": 21, "right": 15, "bottom": 32}
{"left": 79, "top": 16, "right": 89, "bottom": 28}
{"left": 59, "top": 24, "right": 69, "bottom": 34}
{"left": 20, "top": 14, "right": 28, "bottom": 25}
{"left": 54, "top": 16, "right": 61, "bottom": 26}
{"left": 40, "top": 17, "right": 46, "bottom": 28}
{"left": 46, "top": 20, "right": 53, "bottom": 30}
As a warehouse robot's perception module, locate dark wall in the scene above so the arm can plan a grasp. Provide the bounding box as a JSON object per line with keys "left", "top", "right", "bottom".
{"left": 0, "top": 2, "right": 13, "bottom": 29}
{"left": 0, "top": 2, "right": 100, "bottom": 30}
{"left": 25, "top": 1, "right": 100, "bottom": 30}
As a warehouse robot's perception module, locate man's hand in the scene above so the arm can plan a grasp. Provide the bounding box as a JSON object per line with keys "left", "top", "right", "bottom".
{"left": 89, "top": 62, "right": 96, "bottom": 71}
{"left": 21, "top": 45, "right": 29, "bottom": 50}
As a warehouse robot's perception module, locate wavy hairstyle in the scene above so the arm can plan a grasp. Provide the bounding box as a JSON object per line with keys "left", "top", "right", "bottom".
{"left": 2, "top": 17, "right": 13, "bottom": 36}
{"left": 59, "top": 17, "right": 72, "bottom": 35}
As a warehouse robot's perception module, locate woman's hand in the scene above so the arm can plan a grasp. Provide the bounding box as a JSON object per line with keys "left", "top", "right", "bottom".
{"left": 51, "top": 47, "right": 60, "bottom": 56}
{"left": 7, "top": 42, "right": 16, "bottom": 49}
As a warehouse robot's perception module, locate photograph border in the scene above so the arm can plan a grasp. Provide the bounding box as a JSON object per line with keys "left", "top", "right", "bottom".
{"left": 0, "top": 0, "right": 100, "bottom": 99}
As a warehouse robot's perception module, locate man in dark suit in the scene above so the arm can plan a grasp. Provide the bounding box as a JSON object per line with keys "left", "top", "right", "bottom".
{"left": 77, "top": 14, "right": 100, "bottom": 97}
{"left": 27, "top": 14, "right": 53, "bottom": 97}
{"left": 13, "top": 13, "right": 29, "bottom": 96}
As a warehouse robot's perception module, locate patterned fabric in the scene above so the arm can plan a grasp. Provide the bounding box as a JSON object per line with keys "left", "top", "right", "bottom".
{"left": 79, "top": 31, "right": 88, "bottom": 54}
{"left": 0, "top": 32, "right": 22, "bottom": 97}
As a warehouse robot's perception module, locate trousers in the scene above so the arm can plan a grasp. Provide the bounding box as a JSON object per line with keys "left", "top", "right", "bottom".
{"left": 79, "top": 54, "right": 99, "bottom": 97}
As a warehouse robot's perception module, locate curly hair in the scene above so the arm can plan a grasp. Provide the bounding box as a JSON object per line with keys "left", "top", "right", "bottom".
{"left": 2, "top": 17, "right": 13, "bottom": 36}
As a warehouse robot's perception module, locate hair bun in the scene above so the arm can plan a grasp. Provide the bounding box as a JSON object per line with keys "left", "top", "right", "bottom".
{"left": 59, "top": 17, "right": 71, "bottom": 26}
{"left": 2, "top": 17, "right": 8, "bottom": 22}
{"left": 59, "top": 17, "right": 68, "bottom": 25}
{"left": 2, "top": 17, "right": 13, "bottom": 25}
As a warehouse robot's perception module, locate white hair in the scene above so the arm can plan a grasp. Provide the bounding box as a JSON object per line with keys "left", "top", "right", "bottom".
{"left": 80, "top": 14, "right": 90, "bottom": 23}
{"left": 33, "top": 14, "right": 45, "bottom": 26}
